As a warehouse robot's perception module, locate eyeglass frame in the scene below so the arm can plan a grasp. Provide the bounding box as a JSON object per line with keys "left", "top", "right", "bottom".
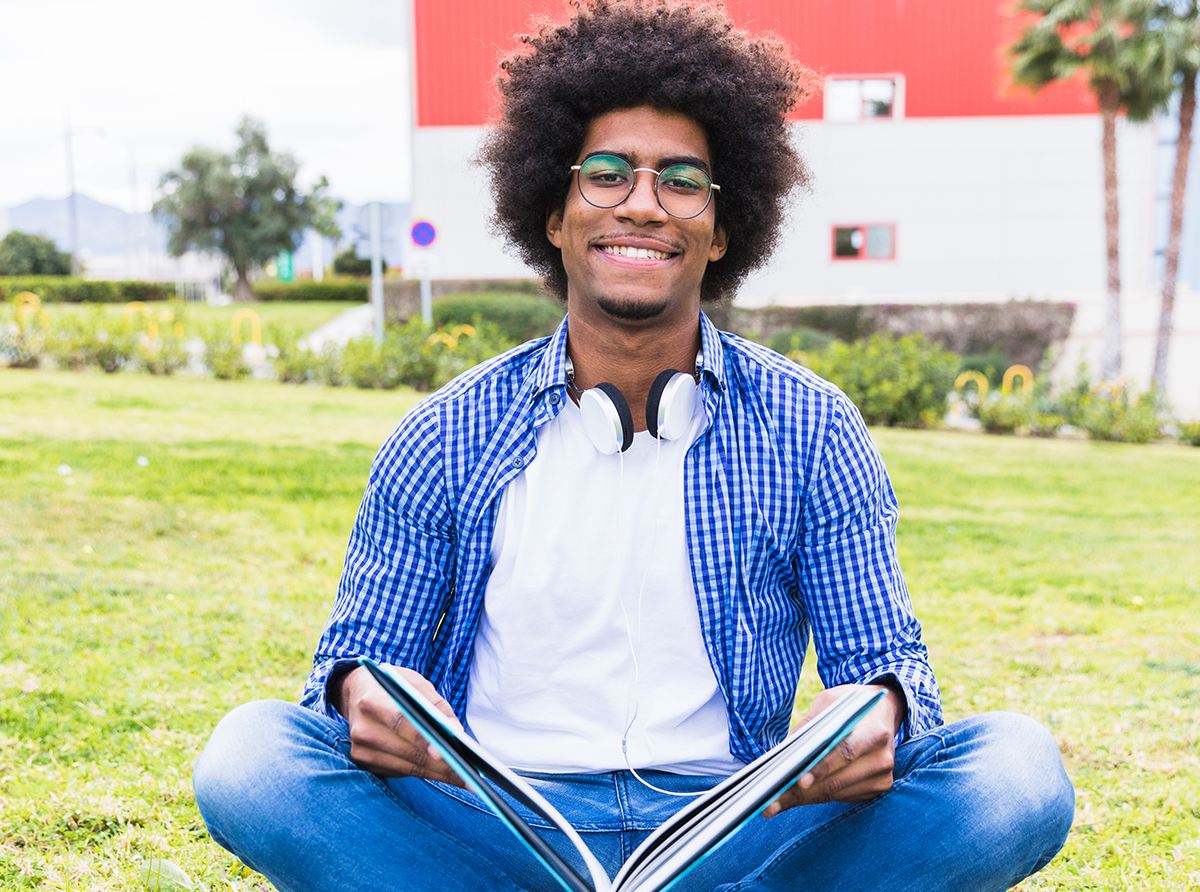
{"left": 568, "top": 154, "right": 721, "bottom": 220}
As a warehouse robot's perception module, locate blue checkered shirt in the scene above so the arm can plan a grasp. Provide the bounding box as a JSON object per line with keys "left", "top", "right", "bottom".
{"left": 302, "top": 313, "right": 942, "bottom": 763}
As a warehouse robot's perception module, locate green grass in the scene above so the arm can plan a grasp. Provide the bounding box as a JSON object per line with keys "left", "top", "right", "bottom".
{"left": 1, "top": 369, "right": 1198, "bottom": 890}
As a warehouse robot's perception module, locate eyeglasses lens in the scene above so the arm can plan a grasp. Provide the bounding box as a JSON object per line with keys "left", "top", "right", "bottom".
{"left": 577, "top": 155, "right": 713, "bottom": 219}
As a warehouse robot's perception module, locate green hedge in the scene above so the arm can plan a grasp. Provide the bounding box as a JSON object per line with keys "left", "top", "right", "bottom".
{"left": 799, "top": 333, "right": 960, "bottom": 428}
{"left": 433, "top": 292, "right": 565, "bottom": 343}
{"left": 251, "top": 279, "right": 368, "bottom": 302}
{"left": 0, "top": 277, "right": 174, "bottom": 303}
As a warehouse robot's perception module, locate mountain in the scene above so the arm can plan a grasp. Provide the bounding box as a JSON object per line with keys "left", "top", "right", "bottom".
{"left": 2, "top": 195, "right": 410, "bottom": 273}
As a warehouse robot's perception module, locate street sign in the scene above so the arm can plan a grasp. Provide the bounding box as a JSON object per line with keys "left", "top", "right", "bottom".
{"left": 276, "top": 250, "right": 294, "bottom": 282}
{"left": 411, "top": 220, "right": 436, "bottom": 248}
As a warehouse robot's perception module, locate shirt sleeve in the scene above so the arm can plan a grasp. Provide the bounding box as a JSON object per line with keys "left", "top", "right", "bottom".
{"left": 300, "top": 408, "right": 458, "bottom": 718}
{"left": 795, "top": 395, "right": 942, "bottom": 742}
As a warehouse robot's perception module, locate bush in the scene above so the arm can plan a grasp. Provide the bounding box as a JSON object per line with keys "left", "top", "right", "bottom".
{"left": 1080, "top": 381, "right": 1163, "bottom": 444}
{"left": 958, "top": 350, "right": 1011, "bottom": 389}
{"left": 40, "top": 307, "right": 138, "bottom": 373}
{"left": 251, "top": 278, "right": 368, "bottom": 302}
{"left": 798, "top": 333, "right": 960, "bottom": 428}
{"left": 0, "top": 231, "right": 72, "bottom": 275}
{"left": 1179, "top": 421, "right": 1200, "bottom": 447}
{"left": 0, "top": 277, "right": 173, "bottom": 303}
{"left": 433, "top": 293, "right": 564, "bottom": 343}
{"left": 203, "top": 322, "right": 250, "bottom": 380}
{"left": 332, "top": 246, "right": 382, "bottom": 277}
{"left": 766, "top": 327, "right": 833, "bottom": 355}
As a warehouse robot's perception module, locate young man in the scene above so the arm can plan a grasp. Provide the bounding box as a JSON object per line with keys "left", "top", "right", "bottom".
{"left": 194, "top": 3, "right": 1074, "bottom": 890}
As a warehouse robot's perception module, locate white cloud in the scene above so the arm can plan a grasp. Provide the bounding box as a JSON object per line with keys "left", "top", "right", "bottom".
{"left": 0, "top": 0, "right": 413, "bottom": 210}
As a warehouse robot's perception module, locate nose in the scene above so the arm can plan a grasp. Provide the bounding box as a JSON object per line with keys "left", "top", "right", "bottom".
{"left": 615, "top": 168, "right": 668, "bottom": 224}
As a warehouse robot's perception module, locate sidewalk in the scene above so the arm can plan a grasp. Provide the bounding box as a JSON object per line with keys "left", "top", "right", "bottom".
{"left": 303, "top": 304, "right": 374, "bottom": 351}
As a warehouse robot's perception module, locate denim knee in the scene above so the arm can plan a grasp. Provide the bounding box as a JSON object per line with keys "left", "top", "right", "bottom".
{"left": 192, "top": 699, "right": 328, "bottom": 849}
{"left": 965, "top": 711, "right": 1075, "bottom": 874}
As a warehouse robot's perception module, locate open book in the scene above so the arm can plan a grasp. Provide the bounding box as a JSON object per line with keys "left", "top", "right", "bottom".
{"left": 359, "top": 657, "right": 884, "bottom": 892}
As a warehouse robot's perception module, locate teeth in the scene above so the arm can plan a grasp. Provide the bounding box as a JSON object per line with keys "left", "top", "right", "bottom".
{"left": 601, "top": 245, "right": 671, "bottom": 260}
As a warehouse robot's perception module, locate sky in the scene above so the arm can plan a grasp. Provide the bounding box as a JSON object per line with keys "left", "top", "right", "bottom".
{"left": 0, "top": 0, "right": 414, "bottom": 213}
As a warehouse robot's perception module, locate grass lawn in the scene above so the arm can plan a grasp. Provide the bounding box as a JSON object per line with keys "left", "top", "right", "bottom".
{"left": 1, "top": 369, "right": 1198, "bottom": 890}
{"left": 31, "top": 301, "right": 362, "bottom": 338}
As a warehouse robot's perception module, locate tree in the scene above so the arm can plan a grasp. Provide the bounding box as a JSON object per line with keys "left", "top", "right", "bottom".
{"left": 154, "top": 117, "right": 341, "bottom": 301}
{"left": 0, "top": 230, "right": 73, "bottom": 276}
{"left": 1144, "top": 1, "right": 1200, "bottom": 391}
{"left": 1009, "top": 0, "right": 1166, "bottom": 381}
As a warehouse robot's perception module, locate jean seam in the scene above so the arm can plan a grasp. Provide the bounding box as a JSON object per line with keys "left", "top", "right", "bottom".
{"left": 727, "top": 728, "right": 952, "bottom": 891}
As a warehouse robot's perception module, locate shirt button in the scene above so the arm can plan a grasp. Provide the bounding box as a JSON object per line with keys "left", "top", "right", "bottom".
{"left": 512, "top": 456, "right": 525, "bottom": 469}
{"left": 549, "top": 392, "right": 561, "bottom": 406}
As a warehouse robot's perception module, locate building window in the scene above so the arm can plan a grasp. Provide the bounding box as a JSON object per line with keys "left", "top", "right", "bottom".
{"left": 825, "top": 76, "right": 902, "bottom": 122}
{"left": 832, "top": 225, "right": 895, "bottom": 260}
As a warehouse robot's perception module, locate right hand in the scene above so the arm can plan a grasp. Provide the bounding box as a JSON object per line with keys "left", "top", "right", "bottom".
{"left": 333, "top": 665, "right": 467, "bottom": 786}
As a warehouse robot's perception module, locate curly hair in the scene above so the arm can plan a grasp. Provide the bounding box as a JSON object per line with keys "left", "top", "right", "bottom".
{"left": 477, "top": 0, "right": 813, "bottom": 303}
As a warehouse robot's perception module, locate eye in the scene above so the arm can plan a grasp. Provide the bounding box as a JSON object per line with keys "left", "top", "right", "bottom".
{"left": 658, "top": 166, "right": 708, "bottom": 194}
{"left": 580, "top": 156, "right": 631, "bottom": 188}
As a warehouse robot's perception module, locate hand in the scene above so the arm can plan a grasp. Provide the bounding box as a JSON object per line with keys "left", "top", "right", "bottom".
{"left": 332, "top": 665, "right": 467, "bottom": 787}
{"left": 762, "top": 683, "right": 903, "bottom": 817}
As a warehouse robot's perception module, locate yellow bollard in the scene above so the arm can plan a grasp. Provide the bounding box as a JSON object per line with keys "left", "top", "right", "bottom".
{"left": 123, "top": 301, "right": 159, "bottom": 339}
{"left": 13, "top": 292, "right": 40, "bottom": 329}
{"left": 954, "top": 370, "right": 989, "bottom": 399}
{"left": 231, "top": 308, "right": 262, "bottom": 346}
{"left": 1002, "top": 364, "right": 1034, "bottom": 397}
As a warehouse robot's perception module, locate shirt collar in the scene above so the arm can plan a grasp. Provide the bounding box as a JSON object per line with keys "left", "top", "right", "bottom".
{"left": 527, "top": 310, "right": 727, "bottom": 410}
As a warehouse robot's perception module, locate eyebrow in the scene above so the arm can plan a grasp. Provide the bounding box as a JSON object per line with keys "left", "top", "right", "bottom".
{"left": 583, "top": 150, "right": 712, "bottom": 176}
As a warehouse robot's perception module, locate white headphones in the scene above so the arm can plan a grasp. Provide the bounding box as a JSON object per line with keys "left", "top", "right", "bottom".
{"left": 566, "top": 353, "right": 702, "bottom": 454}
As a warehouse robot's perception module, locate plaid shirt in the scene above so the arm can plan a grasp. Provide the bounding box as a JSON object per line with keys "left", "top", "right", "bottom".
{"left": 302, "top": 313, "right": 942, "bottom": 763}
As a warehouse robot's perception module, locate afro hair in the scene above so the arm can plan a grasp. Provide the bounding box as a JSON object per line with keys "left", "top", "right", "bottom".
{"left": 477, "top": 0, "right": 813, "bottom": 303}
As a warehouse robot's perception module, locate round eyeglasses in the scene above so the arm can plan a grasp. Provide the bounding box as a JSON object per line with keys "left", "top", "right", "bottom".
{"left": 570, "top": 154, "right": 720, "bottom": 220}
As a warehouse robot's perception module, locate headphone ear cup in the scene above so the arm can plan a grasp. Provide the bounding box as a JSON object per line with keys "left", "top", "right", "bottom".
{"left": 580, "top": 383, "right": 634, "bottom": 453}
{"left": 645, "top": 370, "right": 698, "bottom": 441}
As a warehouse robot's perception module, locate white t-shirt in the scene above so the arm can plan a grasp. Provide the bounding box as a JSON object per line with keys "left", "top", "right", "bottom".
{"left": 465, "top": 395, "right": 743, "bottom": 775}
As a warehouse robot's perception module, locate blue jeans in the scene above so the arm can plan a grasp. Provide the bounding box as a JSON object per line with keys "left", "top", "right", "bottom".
{"left": 193, "top": 701, "right": 1073, "bottom": 892}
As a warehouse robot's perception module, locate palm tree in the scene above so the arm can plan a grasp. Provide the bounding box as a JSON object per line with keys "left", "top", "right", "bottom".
{"left": 1144, "top": 1, "right": 1200, "bottom": 391}
{"left": 1009, "top": 0, "right": 1165, "bottom": 381}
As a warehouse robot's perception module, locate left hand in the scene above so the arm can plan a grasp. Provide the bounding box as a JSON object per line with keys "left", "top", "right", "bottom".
{"left": 762, "top": 683, "right": 904, "bottom": 817}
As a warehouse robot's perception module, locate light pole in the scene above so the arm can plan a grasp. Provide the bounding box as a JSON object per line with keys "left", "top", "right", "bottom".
{"left": 64, "top": 118, "right": 81, "bottom": 276}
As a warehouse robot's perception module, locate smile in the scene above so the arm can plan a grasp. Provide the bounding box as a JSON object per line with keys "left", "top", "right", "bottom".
{"left": 597, "top": 245, "right": 675, "bottom": 261}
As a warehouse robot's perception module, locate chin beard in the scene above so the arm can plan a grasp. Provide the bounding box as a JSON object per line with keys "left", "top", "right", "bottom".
{"left": 595, "top": 295, "right": 671, "bottom": 322}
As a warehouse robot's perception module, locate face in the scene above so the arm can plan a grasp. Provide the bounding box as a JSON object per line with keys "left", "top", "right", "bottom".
{"left": 546, "top": 106, "right": 728, "bottom": 326}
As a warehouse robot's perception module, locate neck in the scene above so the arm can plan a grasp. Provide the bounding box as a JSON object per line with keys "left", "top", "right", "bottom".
{"left": 565, "top": 311, "right": 702, "bottom": 432}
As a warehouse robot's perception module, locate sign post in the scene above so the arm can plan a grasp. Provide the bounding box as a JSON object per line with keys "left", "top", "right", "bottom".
{"left": 276, "top": 250, "right": 294, "bottom": 282}
{"left": 369, "top": 202, "right": 385, "bottom": 345}
{"left": 410, "top": 220, "right": 437, "bottom": 324}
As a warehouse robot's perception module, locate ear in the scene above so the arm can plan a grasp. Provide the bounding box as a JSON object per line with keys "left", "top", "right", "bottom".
{"left": 546, "top": 208, "right": 564, "bottom": 248}
{"left": 708, "top": 225, "right": 728, "bottom": 262}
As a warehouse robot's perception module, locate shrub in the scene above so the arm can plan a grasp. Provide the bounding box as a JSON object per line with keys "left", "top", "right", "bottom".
{"left": 40, "top": 307, "right": 138, "bottom": 373}
{"left": 1080, "top": 381, "right": 1163, "bottom": 444}
{"left": 0, "top": 231, "right": 72, "bottom": 275}
{"left": 1179, "top": 421, "right": 1200, "bottom": 447}
{"left": 203, "top": 322, "right": 250, "bottom": 380}
{"left": 423, "top": 322, "right": 515, "bottom": 390}
{"left": 0, "top": 277, "right": 173, "bottom": 303}
{"left": 332, "top": 246, "right": 382, "bottom": 277}
{"left": 766, "top": 327, "right": 833, "bottom": 355}
{"left": 433, "top": 293, "right": 564, "bottom": 343}
{"left": 958, "top": 351, "right": 1011, "bottom": 389}
{"left": 976, "top": 393, "right": 1031, "bottom": 435}
{"left": 251, "top": 278, "right": 368, "bottom": 302}
{"left": 267, "top": 325, "right": 323, "bottom": 384}
{"left": 798, "top": 333, "right": 960, "bottom": 428}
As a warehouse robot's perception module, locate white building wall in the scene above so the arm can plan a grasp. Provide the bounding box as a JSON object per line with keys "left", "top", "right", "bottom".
{"left": 412, "top": 116, "right": 1199, "bottom": 417}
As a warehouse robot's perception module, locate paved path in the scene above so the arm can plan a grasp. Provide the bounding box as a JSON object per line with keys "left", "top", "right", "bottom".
{"left": 304, "top": 303, "right": 374, "bottom": 351}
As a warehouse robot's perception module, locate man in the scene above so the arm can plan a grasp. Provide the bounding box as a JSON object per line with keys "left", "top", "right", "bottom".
{"left": 194, "top": 2, "right": 1074, "bottom": 890}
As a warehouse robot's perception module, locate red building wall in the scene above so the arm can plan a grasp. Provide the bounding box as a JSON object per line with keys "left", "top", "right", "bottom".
{"left": 415, "top": 0, "right": 1095, "bottom": 127}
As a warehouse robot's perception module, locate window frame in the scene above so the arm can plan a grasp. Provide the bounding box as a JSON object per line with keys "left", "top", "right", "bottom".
{"left": 830, "top": 224, "right": 897, "bottom": 262}
{"left": 823, "top": 74, "right": 906, "bottom": 123}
